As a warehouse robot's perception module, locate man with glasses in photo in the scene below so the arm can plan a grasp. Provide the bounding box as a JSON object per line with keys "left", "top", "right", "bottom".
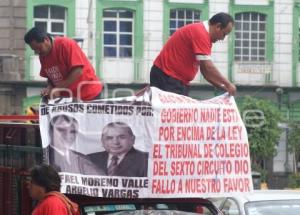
{"left": 89, "top": 122, "right": 148, "bottom": 177}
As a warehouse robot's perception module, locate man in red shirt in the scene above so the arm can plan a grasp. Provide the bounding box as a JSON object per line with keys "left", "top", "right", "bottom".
{"left": 24, "top": 27, "right": 103, "bottom": 101}
{"left": 150, "top": 12, "right": 236, "bottom": 96}
{"left": 27, "top": 164, "right": 79, "bottom": 215}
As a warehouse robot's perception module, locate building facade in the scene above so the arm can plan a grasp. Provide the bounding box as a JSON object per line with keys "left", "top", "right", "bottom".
{"left": 20, "top": 0, "right": 300, "bottom": 115}
{"left": 1, "top": 0, "right": 300, "bottom": 187}
{"left": 0, "top": 0, "right": 27, "bottom": 114}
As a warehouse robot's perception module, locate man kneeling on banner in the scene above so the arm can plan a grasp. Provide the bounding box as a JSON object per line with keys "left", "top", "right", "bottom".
{"left": 24, "top": 27, "right": 103, "bottom": 101}
{"left": 150, "top": 12, "right": 236, "bottom": 96}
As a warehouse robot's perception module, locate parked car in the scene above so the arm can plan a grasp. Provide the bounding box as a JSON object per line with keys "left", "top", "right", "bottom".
{"left": 209, "top": 190, "right": 300, "bottom": 215}
{"left": 67, "top": 195, "right": 223, "bottom": 215}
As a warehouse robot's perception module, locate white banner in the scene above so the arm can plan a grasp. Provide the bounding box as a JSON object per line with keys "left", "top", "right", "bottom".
{"left": 39, "top": 87, "right": 253, "bottom": 198}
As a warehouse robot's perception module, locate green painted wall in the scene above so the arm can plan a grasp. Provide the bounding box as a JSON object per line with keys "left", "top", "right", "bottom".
{"left": 22, "top": 95, "right": 41, "bottom": 113}
{"left": 293, "top": 3, "right": 300, "bottom": 87}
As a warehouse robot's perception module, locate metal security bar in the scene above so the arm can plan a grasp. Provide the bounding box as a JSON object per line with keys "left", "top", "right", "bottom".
{"left": 0, "top": 123, "right": 42, "bottom": 215}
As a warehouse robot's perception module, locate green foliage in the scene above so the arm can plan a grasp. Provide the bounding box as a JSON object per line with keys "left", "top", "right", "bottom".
{"left": 251, "top": 163, "right": 268, "bottom": 182}
{"left": 287, "top": 121, "right": 300, "bottom": 173}
{"left": 288, "top": 122, "right": 300, "bottom": 158}
{"left": 238, "top": 96, "right": 282, "bottom": 165}
{"left": 287, "top": 173, "right": 300, "bottom": 188}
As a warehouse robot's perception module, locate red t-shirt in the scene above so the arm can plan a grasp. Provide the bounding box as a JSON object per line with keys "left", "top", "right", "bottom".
{"left": 31, "top": 195, "right": 68, "bottom": 215}
{"left": 40, "top": 36, "right": 103, "bottom": 101}
{"left": 154, "top": 22, "right": 212, "bottom": 84}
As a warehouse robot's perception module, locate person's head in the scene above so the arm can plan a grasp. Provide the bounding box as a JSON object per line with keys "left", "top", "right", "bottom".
{"left": 101, "top": 122, "right": 135, "bottom": 156}
{"left": 24, "top": 27, "right": 52, "bottom": 56}
{"left": 209, "top": 12, "right": 234, "bottom": 43}
{"left": 49, "top": 115, "right": 79, "bottom": 149}
{"left": 27, "top": 164, "right": 61, "bottom": 200}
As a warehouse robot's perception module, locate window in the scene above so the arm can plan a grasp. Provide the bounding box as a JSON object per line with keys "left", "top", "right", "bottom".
{"left": 169, "top": 9, "right": 201, "bottom": 35}
{"left": 163, "top": 2, "right": 208, "bottom": 42}
{"left": 103, "top": 9, "right": 134, "bottom": 58}
{"left": 234, "top": 12, "right": 266, "bottom": 61}
{"left": 33, "top": 5, "right": 66, "bottom": 36}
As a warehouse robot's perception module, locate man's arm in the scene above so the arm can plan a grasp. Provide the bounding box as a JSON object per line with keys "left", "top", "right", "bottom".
{"left": 55, "top": 66, "right": 83, "bottom": 88}
{"left": 41, "top": 67, "right": 82, "bottom": 98}
{"left": 41, "top": 79, "right": 54, "bottom": 97}
{"left": 51, "top": 67, "right": 83, "bottom": 98}
{"left": 199, "top": 60, "right": 236, "bottom": 96}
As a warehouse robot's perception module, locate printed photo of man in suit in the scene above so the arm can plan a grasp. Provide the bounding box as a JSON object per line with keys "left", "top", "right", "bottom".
{"left": 44, "top": 114, "right": 104, "bottom": 175}
{"left": 89, "top": 122, "right": 149, "bottom": 177}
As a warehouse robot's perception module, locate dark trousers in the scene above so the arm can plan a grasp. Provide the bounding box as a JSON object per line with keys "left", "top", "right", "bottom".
{"left": 150, "top": 65, "right": 189, "bottom": 96}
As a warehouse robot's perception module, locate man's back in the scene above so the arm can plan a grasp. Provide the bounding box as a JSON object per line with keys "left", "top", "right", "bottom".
{"left": 154, "top": 23, "right": 212, "bottom": 84}
{"left": 39, "top": 36, "right": 102, "bottom": 100}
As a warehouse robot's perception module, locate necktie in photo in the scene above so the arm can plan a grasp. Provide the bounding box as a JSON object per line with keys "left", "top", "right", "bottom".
{"left": 107, "top": 155, "right": 118, "bottom": 176}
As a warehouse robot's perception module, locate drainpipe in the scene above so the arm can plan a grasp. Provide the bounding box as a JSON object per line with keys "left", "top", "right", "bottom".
{"left": 284, "top": 126, "right": 291, "bottom": 173}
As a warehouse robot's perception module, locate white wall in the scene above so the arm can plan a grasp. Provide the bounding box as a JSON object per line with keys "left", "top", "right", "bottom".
{"left": 75, "top": 0, "right": 92, "bottom": 58}
{"left": 210, "top": 0, "right": 230, "bottom": 81}
{"left": 143, "top": 0, "right": 164, "bottom": 82}
{"left": 273, "top": 0, "right": 293, "bottom": 86}
{"left": 235, "top": 0, "right": 269, "bottom": 5}
{"left": 273, "top": 124, "right": 294, "bottom": 173}
{"left": 169, "top": 0, "right": 205, "bottom": 3}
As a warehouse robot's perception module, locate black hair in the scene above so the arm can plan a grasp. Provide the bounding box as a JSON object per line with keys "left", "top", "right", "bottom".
{"left": 24, "top": 27, "right": 49, "bottom": 44}
{"left": 209, "top": 12, "right": 234, "bottom": 29}
{"left": 30, "top": 164, "right": 61, "bottom": 192}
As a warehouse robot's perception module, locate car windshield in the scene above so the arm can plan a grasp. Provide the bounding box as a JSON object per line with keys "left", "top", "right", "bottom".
{"left": 245, "top": 200, "right": 300, "bottom": 215}
{"left": 83, "top": 202, "right": 216, "bottom": 215}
